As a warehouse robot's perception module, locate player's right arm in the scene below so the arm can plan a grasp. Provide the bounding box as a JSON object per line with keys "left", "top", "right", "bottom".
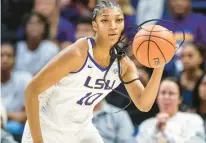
{"left": 24, "top": 38, "right": 88, "bottom": 143}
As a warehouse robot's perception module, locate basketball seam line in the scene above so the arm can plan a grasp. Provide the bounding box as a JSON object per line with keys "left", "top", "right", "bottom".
{"left": 135, "top": 40, "right": 167, "bottom": 67}
{"left": 134, "top": 35, "right": 176, "bottom": 50}
{"left": 150, "top": 40, "right": 167, "bottom": 63}
{"left": 148, "top": 25, "right": 156, "bottom": 67}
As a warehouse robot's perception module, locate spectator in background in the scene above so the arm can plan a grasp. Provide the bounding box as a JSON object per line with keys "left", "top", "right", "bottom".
{"left": 15, "top": 11, "right": 59, "bottom": 75}
{"left": 1, "top": 42, "right": 32, "bottom": 141}
{"left": 160, "top": 0, "right": 206, "bottom": 46}
{"left": 116, "top": 0, "right": 136, "bottom": 40}
{"left": 1, "top": 102, "right": 18, "bottom": 143}
{"left": 193, "top": 73, "right": 206, "bottom": 131}
{"left": 18, "top": 0, "right": 75, "bottom": 49}
{"left": 136, "top": 0, "right": 166, "bottom": 25}
{"left": 75, "top": 16, "right": 95, "bottom": 40}
{"left": 93, "top": 100, "right": 136, "bottom": 143}
{"left": 35, "top": 0, "right": 76, "bottom": 49}
{"left": 136, "top": 77, "right": 206, "bottom": 143}
{"left": 179, "top": 44, "right": 204, "bottom": 109}
{"left": 60, "top": 0, "right": 92, "bottom": 26}
{"left": 158, "top": 0, "right": 206, "bottom": 77}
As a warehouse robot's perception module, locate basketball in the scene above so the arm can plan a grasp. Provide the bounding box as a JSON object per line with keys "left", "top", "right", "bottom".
{"left": 132, "top": 25, "right": 176, "bottom": 68}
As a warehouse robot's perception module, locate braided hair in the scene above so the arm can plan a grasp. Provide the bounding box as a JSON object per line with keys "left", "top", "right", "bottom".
{"left": 92, "top": 0, "right": 123, "bottom": 21}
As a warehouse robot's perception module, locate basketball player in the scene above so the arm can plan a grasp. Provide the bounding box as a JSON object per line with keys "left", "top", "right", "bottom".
{"left": 22, "top": 1, "right": 165, "bottom": 143}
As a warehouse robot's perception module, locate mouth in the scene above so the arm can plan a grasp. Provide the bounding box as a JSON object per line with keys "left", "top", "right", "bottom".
{"left": 108, "top": 33, "right": 118, "bottom": 37}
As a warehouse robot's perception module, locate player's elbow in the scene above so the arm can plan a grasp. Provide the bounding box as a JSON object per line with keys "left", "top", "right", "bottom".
{"left": 138, "top": 106, "right": 152, "bottom": 112}
{"left": 135, "top": 102, "right": 152, "bottom": 112}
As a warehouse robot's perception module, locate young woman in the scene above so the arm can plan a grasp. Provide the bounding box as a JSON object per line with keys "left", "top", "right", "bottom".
{"left": 15, "top": 11, "right": 59, "bottom": 75}
{"left": 22, "top": 1, "right": 165, "bottom": 143}
{"left": 179, "top": 44, "right": 204, "bottom": 108}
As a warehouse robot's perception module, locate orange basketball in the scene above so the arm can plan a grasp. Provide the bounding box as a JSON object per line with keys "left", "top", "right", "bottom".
{"left": 132, "top": 25, "right": 176, "bottom": 68}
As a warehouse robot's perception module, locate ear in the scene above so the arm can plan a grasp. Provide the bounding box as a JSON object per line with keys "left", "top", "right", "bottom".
{"left": 92, "top": 21, "right": 98, "bottom": 32}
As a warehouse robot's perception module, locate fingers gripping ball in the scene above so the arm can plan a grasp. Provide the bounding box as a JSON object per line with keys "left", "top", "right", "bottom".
{"left": 132, "top": 25, "right": 176, "bottom": 68}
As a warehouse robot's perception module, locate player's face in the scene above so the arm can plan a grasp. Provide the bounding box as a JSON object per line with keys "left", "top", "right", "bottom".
{"left": 199, "top": 75, "right": 206, "bottom": 100}
{"left": 157, "top": 80, "right": 180, "bottom": 116}
{"left": 93, "top": 7, "right": 124, "bottom": 45}
{"left": 26, "top": 15, "right": 45, "bottom": 39}
{"left": 1, "top": 44, "right": 15, "bottom": 72}
{"left": 75, "top": 23, "right": 95, "bottom": 40}
{"left": 180, "top": 45, "right": 202, "bottom": 70}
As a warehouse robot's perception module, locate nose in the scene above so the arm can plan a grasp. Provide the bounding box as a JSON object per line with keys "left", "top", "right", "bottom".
{"left": 110, "top": 21, "right": 117, "bottom": 30}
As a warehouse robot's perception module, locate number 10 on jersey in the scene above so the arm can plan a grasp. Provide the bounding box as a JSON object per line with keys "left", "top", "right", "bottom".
{"left": 77, "top": 92, "right": 103, "bottom": 105}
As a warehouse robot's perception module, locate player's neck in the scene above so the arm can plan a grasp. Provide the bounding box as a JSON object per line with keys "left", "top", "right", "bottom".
{"left": 94, "top": 36, "right": 113, "bottom": 55}
{"left": 93, "top": 37, "right": 113, "bottom": 66}
{"left": 1, "top": 71, "right": 11, "bottom": 83}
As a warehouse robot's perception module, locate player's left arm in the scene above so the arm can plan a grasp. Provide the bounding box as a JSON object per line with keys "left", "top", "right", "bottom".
{"left": 122, "top": 57, "right": 164, "bottom": 112}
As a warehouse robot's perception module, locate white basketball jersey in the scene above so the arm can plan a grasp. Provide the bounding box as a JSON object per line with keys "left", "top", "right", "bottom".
{"left": 38, "top": 37, "right": 121, "bottom": 130}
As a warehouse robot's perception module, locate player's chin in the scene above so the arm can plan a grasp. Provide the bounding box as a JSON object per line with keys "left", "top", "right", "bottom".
{"left": 108, "top": 37, "right": 119, "bottom": 45}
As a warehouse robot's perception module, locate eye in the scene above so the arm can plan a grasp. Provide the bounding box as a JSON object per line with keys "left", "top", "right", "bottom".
{"left": 116, "top": 18, "right": 124, "bottom": 22}
{"left": 101, "top": 19, "right": 108, "bottom": 23}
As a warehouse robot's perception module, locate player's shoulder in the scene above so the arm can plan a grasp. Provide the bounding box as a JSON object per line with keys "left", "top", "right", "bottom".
{"left": 65, "top": 38, "right": 89, "bottom": 58}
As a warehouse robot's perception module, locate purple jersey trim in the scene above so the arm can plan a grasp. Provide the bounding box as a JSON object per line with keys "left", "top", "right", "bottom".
{"left": 70, "top": 53, "right": 89, "bottom": 73}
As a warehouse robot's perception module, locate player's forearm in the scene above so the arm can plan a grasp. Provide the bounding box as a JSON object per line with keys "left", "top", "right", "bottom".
{"left": 138, "top": 67, "right": 164, "bottom": 112}
{"left": 25, "top": 86, "right": 43, "bottom": 142}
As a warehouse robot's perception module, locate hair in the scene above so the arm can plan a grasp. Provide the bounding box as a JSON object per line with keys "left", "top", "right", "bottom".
{"left": 92, "top": 0, "right": 122, "bottom": 21}
{"left": 192, "top": 72, "right": 206, "bottom": 113}
{"left": 1, "top": 41, "right": 16, "bottom": 56}
{"left": 161, "top": 77, "right": 183, "bottom": 98}
{"left": 183, "top": 43, "right": 204, "bottom": 70}
{"left": 183, "top": 43, "right": 204, "bottom": 57}
{"left": 22, "top": 11, "right": 50, "bottom": 40}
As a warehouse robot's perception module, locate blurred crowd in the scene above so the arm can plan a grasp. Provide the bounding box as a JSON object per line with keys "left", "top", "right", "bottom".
{"left": 1, "top": 0, "right": 206, "bottom": 142}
